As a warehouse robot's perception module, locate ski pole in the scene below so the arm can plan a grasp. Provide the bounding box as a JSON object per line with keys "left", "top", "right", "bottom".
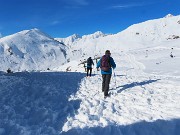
{"left": 113, "top": 69, "right": 117, "bottom": 89}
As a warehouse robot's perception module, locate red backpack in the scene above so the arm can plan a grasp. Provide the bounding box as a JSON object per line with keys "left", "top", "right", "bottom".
{"left": 100, "top": 55, "right": 111, "bottom": 71}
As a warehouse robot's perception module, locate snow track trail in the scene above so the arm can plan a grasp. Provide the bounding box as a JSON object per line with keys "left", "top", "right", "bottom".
{"left": 62, "top": 52, "right": 180, "bottom": 134}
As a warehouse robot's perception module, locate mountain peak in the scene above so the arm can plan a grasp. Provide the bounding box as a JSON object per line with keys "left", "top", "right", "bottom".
{"left": 164, "top": 14, "right": 174, "bottom": 18}
{"left": 81, "top": 31, "right": 106, "bottom": 39}
{"left": 71, "top": 34, "right": 81, "bottom": 39}
{"left": 17, "top": 28, "right": 40, "bottom": 34}
{"left": 92, "top": 31, "right": 106, "bottom": 37}
{"left": 0, "top": 28, "right": 67, "bottom": 72}
{"left": 28, "top": 28, "right": 41, "bottom": 33}
{"left": 93, "top": 31, "right": 104, "bottom": 35}
{"left": 26, "top": 28, "right": 44, "bottom": 34}
{"left": 19, "top": 28, "right": 53, "bottom": 40}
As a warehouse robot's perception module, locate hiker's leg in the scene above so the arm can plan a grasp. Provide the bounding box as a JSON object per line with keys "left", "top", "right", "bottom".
{"left": 87, "top": 68, "right": 90, "bottom": 76}
{"left": 102, "top": 74, "right": 106, "bottom": 92}
{"left": 90, "top": 68, "right": 92, "bottom": 76}
{"left": 104, "top": 74, "right": 111, "bottom": 96}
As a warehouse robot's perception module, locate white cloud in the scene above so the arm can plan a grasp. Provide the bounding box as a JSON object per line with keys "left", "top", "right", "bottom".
{"left": 62, "top": 0, "right": 89, "bottom": 7}
{"left": 109, "top": 2, "right": 155, "bottom": 9}
{"left": 110, "top": 4, "right": 143, "bottom": 9}
{"left": 73, "top": 0, "right": 88, "bottom": 6}
{"left": 51, "top": 21, "right": 60, "bottom": 25}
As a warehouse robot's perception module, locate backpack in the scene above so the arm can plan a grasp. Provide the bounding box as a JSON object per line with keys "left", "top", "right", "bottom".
{"left": 100, "top": 55, "right": 111, "bottom": 71}
{"left": 87, "top": 58, "right": 92, "bottom": 67}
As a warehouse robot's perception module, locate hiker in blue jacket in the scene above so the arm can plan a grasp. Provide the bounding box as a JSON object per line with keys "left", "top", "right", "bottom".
{"left": 97, "top": 50, "right": 116, "bottom": 98}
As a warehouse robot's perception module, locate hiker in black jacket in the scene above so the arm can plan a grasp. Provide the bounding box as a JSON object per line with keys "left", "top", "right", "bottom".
{"left": 86, "top": 57, "right": 94, "bottom": 77}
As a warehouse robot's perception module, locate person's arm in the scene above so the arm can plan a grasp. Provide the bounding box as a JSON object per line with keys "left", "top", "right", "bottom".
{"left": 110, "top": 57, "right": 116, "bottom": 69}
{"left": 92, "top": 59, "right": 94, "bottom": 65}
{"left": 96, "top": 58, "right": 101, "bottom": 68}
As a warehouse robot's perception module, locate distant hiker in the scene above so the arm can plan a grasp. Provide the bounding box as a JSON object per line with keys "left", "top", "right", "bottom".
{"left": 66, "top": 66, "right": 71, "bottom": 72}
{"left": 83, "top": 63, "right": 87, "bottom": 72}
{"left": 86, "top": 57, "right": 94, "bottom": 77}
{"left": 170, "top": 53, "right": 174, "bottom": 58}
{"left": 170, "top": 48, "right": 174, "bottom": 58}
{"left": 7, "top": 68, "right": 12, "bottom": 73}
{"left": 97, "top": 50, "right": 116, "bottom": 98}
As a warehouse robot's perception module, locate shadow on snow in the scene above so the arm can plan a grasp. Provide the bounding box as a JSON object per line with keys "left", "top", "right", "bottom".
{"left": 0, "top": 71, "right": 86, "bottom": 135}
{"left": 62, "top": 118, "right": 180, "bottom": 135}
{"left": 116, "top": 79, "right": 160, "bottom": 93}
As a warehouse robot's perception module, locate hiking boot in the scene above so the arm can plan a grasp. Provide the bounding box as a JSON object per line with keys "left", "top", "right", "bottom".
{"left": 104, "top": 94, "right": 110, "bottom": 99}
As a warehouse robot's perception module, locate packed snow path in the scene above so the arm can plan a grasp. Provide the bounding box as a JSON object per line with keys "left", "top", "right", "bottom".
{"left": 62, "top": 52, "right": 180, "bottom": 134}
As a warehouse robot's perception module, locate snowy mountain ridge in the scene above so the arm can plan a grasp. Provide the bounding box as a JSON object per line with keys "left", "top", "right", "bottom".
{"left": 0, "top": 14, "right": 180, "bottom": 72}
{"left": 55, "top": 31, "right": 107, "bottom": 46}
{"left": 118, "top": 14, "right": 180, "bottom": 42}
{"left": 55, "top": 34, "right": 82, "bottom": 46}
{"left": 56, "top": 14, "right": 180, "bottom": 69}
{"left": 164, "top": 14, "right": 174, "bottom": 18}
{"left": 0, "top": 28, "right": 67, "bottom": 72}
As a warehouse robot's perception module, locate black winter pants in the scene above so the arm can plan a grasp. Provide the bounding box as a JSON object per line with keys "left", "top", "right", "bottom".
{"left": 87, "top": 67, "right": 92, "bottom": 76}
{"left": 102, "top": 74, "right": 111, "bottom": 96}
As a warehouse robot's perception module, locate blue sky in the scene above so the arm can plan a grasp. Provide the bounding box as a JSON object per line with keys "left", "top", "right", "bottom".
{"left": 0, "top": 0, "right": 180, "bottom": 38}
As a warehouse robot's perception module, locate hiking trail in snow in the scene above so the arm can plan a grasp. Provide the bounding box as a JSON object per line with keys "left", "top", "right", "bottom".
{"left": 62, "top": 52, "right": 180, "bottom": 133}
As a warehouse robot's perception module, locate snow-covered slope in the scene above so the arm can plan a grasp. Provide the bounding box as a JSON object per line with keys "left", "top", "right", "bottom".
{"left": 63, "top": 66, "right": 180, "bottom": 135}
{"left": 0, "top": 28, "right": 67, "bottom": 72}
{"left": 55, "top": 34, "right": 81, "bottom": 46}
{"left": 116, "top": 14, "right": 180, "bottom": 46}
{"left": 55, "top": 31, "right": 107, "bottom": 46}
{"left": 55, "top": 31, "right": 109, "bottom": 61}
{"left": 57, "top": 14, "right": 180, "bottom": 66}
